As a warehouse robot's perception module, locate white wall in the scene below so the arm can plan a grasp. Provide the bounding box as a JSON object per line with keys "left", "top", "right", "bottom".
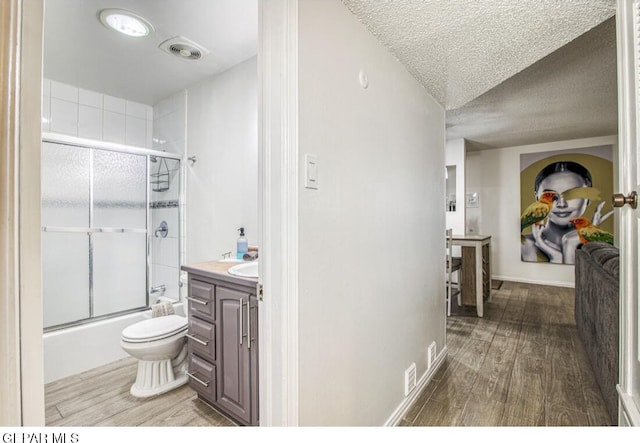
{"left": 298, "top": 0, "right": 446, "bottom": 425}
{"left": 445, "top": 138, "right": 466, "bottom": 235}
{"left": 186, "top": 57, "right": 258, "bottom": 264}
{"left": 466, "top": 135, "right": 618, "bottom": 287}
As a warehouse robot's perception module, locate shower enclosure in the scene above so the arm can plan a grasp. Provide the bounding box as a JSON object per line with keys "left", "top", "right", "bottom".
{"left": 41, "top": 134, "right": 181, "bottom": 330}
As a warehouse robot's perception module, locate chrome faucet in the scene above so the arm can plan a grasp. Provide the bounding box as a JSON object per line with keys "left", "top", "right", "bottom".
{"left": 155, "top": 221, "right": 168, "bottom": 238}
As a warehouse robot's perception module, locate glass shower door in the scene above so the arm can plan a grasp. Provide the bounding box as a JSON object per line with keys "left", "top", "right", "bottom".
{"left": 42, "top": 142, "right": 91, "bottom": 328}
{"left": 42, "top": 141, "right": 149, "bottom": 329}
{"left": 92, "top": 149, "right": 147, "bottom": 316}
{"left": 150, "top": 157, "right": 182, "bottom": 302}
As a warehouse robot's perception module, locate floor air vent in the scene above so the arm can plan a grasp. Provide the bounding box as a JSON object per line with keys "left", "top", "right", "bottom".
{"left": 404, "top": 363, "right": 417, "bottom": 396}
{"left": 428, "top": 342, "right": 437, "bottom": 369}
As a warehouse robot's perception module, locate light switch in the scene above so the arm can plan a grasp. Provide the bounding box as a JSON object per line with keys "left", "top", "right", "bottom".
{"left": 305, "top": 154, "right": 318, "bottom": 189}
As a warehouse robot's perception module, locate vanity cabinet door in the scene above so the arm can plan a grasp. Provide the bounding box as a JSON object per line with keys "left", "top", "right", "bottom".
{"left": 216, "top": 286, "right": 251, "bottom": 424}
{"left": 249, "top": 294, "right": 259, "bottom": 425}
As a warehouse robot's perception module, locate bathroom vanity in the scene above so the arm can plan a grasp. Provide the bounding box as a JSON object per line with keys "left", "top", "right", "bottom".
{"left": 181, "top": 261, "right": 259, "bottom": 426}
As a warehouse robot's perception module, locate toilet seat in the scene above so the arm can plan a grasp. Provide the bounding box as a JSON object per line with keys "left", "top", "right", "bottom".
{"left": 122, "top": 315, "right": 188, "bottom": 343}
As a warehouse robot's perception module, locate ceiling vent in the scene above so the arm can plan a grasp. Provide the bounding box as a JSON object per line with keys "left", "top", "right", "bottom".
{"left": 159, "top": 37, "right": 210, "bottom": 61}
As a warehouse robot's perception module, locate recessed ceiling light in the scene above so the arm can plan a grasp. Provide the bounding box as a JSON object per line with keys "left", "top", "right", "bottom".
{"left": 99, "top": 9, "right": 154, "bottom": 38}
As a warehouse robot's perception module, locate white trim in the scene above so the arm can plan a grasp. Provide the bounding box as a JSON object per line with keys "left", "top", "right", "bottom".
{"left": 384, "top": 346, "right": 448, "bottom": 427}
{"left": 284, "top": 0, "right": 299, "bottom": 426}
{"left": 618, "top": 386, "right": 640, "bottom": 426}
{"left": 18, "top": 0, "right": 45, "bottom": 424}
{"left": 616, "top": 0, "right": 640, "bottom": 423}
{"left": 493, "top": 275, "right": 575, "bottom": 289}
{"left": 0, "top": 0, "right": 23, "bottom": 425}
{"left": 0, "top": 0, "right": 45, "bottom": 425}
{"left": 258, "top": 0, "right": 299, "bottom": 426}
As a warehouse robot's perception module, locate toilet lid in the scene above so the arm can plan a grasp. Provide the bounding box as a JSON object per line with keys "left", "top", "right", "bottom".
{"left": 122, "top": 315, "right": 188, "bottom": 343}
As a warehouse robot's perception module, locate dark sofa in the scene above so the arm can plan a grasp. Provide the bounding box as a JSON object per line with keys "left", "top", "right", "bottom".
{"left": 574, "top": 241, "right": 619, "bottom": 424}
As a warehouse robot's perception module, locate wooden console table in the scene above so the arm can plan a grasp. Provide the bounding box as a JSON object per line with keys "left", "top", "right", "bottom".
{"left": 451, "top": 234, "right": 491, "bottom": 317}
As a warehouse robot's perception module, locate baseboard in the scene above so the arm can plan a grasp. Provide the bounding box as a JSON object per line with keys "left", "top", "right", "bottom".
{"left": 494, "top": 275, "right": 575, "bottom": 289}
{"left": 384, "top": 345, "right": 448, "bottom": 426}
{"left": 617, "top": 386, "right": 640, "bottom": 426}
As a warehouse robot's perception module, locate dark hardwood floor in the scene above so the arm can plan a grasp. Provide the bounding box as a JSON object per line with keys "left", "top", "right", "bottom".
{"left": 402, "top": 281, "right": 612, "bottom": 426}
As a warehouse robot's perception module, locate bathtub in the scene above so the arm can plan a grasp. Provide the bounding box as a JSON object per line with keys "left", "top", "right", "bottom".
{"left": 43, "top": 299, "right": 184, "bottom": 383}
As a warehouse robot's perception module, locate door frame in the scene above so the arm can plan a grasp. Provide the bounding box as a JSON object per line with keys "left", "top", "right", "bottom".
{"left": 2, "top": 0, "right": 302, "bottom": 426}
{"left": 0, "top": 0, "right": 45, "bottom": 425}
{"left": 258, "top": 0, "right": 300, "bottom": 426}
{"left": 616, "top": 0, "right": 640, "bottom": 426}
{"left": 9, "top": 0, "right": 640, "bottom": 428}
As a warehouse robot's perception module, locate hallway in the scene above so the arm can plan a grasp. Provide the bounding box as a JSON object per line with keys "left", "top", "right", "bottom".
{"left": 402, "top": 281, "right": 612, "bottom": 426}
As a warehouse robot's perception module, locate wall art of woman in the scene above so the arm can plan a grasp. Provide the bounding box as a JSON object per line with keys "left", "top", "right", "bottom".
{"left": 520, "top": 149, "right": 614, "bottom": 265}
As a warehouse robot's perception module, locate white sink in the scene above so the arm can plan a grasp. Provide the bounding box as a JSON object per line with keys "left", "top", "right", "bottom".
{"left": 228, "top": 261, "right": 258, "bottom": 278}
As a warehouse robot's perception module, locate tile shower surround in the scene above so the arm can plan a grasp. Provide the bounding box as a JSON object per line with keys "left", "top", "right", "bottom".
{"left": 43, "top": 79, "right": 153, "bottom": 148}
{"left": 43, "top": 79, "right": 186, "bottom": 302}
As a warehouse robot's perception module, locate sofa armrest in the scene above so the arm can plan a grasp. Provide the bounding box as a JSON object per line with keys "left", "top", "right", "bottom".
{"left": 574, "top": 242, "right": 619, "bottom": 424}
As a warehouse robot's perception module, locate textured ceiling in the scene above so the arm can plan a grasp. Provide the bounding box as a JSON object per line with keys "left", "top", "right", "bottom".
{"left": 446, "top": 17, "right": 618, "bottom": 150}
{"left": 44, "top": 0, "right": 258, "bottom": 105}
{"left": 342, "top": 0, "right": 616, "bottom": 110}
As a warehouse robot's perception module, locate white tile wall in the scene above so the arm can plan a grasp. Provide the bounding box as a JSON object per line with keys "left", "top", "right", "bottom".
{"left": 152, "top": 90, "right": 187, "bottom": 302}
{"left": 153, "top": 91, "right": 187, "bottom": 157}
{"left": 152, "top": 237, "right": 180, "bottom": 268}
{"left": 43, "top": 78, "right": 153, "bottom": 148}
{"left": 78, "top": 105, "right": 102, "bottom": 140}
{"left": 152, "top": 208, "right": 179, "bottom": 239}
{"left": 42, "top": 78, "right": 51, "bottom": 132}
{"left": 151, "top": 264, "right": 180, "bottom": 301}
{"left": 50, "top": 98, "right": 78, "bottom": 135}
{"left": 51, "top": 80, "right": 78, "bottom": 103}
{"left": 146, "top": 107, "right": 154, "bottom": 148}
{"left": 79, "top": 88, "right": 103, "bottom": 108}
{"left": 125, "top": 116, "right": 147, "bottom": 147}
{"left": 126, "top": 100, "right": 147, "bottom": 119}
{"left": 154, "top": 92, "right": 185, "bottom": 120}
{"left": 43, "top": 78, "right": 51, "bottom": 97}
{"left": 42, "top": 96, "right": 51, "bottom": 132}
{"left": 104, "top": 95, "right": 126, "bottom": 114}
{"left": 103, "top": 111, "right": 126, "bottom": 144}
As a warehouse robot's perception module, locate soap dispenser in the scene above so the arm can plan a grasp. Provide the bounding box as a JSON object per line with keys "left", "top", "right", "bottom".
{"left": 237, "top": 227, "right": 248, "bottom": 259}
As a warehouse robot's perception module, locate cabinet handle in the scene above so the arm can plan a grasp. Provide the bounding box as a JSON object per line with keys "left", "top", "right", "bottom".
{"left": 186, "top": 333, "right": 209, "bottom": 346}
{"left": 247, "top": 301, "right": 252, "bottom": 349}
{"left": 188, "top": 296, "right": 208, "bottom": 306}
{"left": 186, "top": 371, "right": 210, "bottom": 387}
{"left": 239, "top": 300, "right": 244, "bottom": 345}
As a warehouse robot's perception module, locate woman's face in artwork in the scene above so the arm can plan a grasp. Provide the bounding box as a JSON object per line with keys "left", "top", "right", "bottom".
{"left": 536, "top": 171, "right": 589, "bottom": 227}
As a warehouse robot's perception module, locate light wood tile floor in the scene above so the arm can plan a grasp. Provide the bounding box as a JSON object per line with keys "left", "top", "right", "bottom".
{"left": 402, "top": 281, "right": 612, "bottom": 426}
{"left": 45, "top": 357, "right": 236, "bottom": 426}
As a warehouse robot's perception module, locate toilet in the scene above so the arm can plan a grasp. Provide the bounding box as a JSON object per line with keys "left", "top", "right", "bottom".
{"left": 120, "top": 314, "right": 189, "bottom": 398}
